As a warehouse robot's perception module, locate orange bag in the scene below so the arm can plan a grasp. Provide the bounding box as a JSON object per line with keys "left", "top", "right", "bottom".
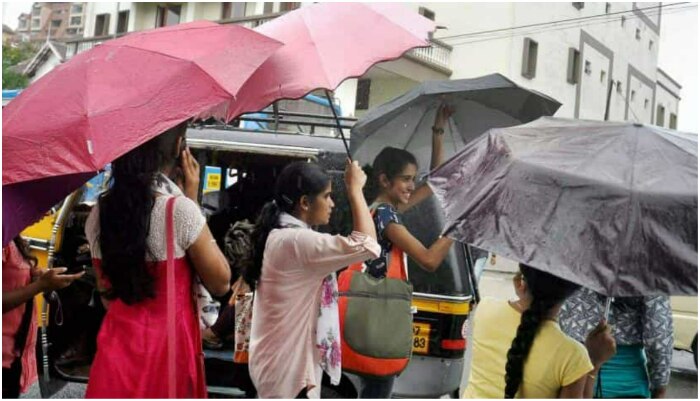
{"left": 338, "top": 237, "right": 413, "bottom": 378}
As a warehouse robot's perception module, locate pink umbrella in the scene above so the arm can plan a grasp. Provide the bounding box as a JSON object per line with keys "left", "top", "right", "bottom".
{"left": 201, "top": 3, "right": 436, "bottom": 153}
{"left": 3, "top": 21, "right": 282, "bottom": 245}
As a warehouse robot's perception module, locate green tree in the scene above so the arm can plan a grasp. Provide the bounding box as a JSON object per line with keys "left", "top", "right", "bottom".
{"left": 2, "top": 42, "right": 37, "bottom": 89}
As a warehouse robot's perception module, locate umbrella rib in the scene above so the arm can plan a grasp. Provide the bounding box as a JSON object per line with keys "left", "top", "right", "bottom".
{"left": 610, "top": 130, "right": 641, "bottom": 296}
{"left": 403, "top": 103, "right": 436, "bottom": 155}
{"left": 108, "top": 43, "right": 238, "bottom": 97}
{"left": 297, "top": 12, "right": 334, "bottom": 89}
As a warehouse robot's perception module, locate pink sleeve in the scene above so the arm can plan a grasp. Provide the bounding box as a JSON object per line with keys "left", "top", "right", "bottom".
{"left": 296, "top": 230, "right": 381, "bottom": 275}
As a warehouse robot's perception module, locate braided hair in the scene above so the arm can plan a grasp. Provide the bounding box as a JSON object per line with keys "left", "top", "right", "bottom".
{"left": 504, "top": 264, "right": 581, "bottom": 398}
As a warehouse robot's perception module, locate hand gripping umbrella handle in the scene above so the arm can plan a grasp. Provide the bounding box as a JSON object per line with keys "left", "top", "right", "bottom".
{"left": 325, "top": 90, "right": 352, "bottom": 161}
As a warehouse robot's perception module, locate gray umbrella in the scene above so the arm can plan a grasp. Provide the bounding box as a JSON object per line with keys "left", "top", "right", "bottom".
{"left": 427, "top": 117, "right": 698, "bottom": 297}
{"left": 350, "top": 73, "right": 561, "bottom": 173}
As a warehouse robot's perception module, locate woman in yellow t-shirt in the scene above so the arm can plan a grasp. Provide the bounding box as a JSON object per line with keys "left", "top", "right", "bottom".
{"left": 464, "top": 264, "right": 616, "bottom": 398}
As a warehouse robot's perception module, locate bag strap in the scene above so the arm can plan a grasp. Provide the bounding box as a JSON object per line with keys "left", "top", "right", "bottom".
{"left": 14, "top": 297, "right": 34, "bottom": 357}
{"left": 165, "top": 196, "right": 177, "bottom": 398}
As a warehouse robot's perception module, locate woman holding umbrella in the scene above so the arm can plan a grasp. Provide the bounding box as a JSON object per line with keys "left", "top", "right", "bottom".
{"left": 356, "top": 104, "right": 456, "bottom": 397}
{"left": 464, "top": 264, "right": 617, "bottom": 398}
{"left": 84, "top": 121, "right": 231, "bottom": 398}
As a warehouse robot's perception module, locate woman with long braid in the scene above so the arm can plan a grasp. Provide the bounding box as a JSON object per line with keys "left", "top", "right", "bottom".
{"left": 464, "top": 264, "right": 616, "bottom": 398}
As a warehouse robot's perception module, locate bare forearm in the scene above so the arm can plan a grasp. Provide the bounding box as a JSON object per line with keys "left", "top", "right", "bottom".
{"left": 3, "top": 281, "right": 43, "bottom": 314}
{"left": 430, "top": 134, "right": 444, "bottom": 171}
{"left": 583, "top": 367, "right": 601, "bottom": 399}
{"left": 348, "top": 189, "right": 376, "bottom": 240}
{"left": 423, "top": 236, "right": 454, "bottom": 272}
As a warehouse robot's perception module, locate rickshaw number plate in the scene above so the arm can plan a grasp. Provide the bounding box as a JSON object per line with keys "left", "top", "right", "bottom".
{"left": 412, "top": 322, "right": 430, "bottom": 354}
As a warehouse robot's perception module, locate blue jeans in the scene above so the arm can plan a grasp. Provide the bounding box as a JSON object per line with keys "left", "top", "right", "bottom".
{"left": 359, "top": 376, "right": 395, "bottom": 399}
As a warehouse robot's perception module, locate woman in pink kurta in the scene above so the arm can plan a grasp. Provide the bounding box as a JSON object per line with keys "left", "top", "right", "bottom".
{"left": 246, "top": 160, "right": 380, "bottom": 398}
{"left": 3, "top": 237, "right": 83, "bottom": 398}
{"left": 83, "top": 122, "right": 230, "bottom": 398}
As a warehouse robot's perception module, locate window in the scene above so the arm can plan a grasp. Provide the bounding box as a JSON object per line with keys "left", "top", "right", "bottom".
{"left": 19, "top": 19, "right": 27, "bottom": 29}
{"left": 631, "top": 90, "right": 636, "bottom": 101}
{"left": 221, "top": 2, "right": 232, "bottom": 19}
{"left": 584, "top": 60, "right": 591, "bottom": 75}
{"left": 656, "top": 105, "right": 665, "bottom": 126}
{"left": 70, "top": 16, "right": 82, "bottom": 26}
{"left": 621, "top": 16, "right": 626, "bottom": 27}
{"left": 616, "top": 81, "right": 623, "bottom": 93}
{"left": 156, "top": 5, "right": 182, "bottom": 27}
{"left": 66, "top": 28, "right": 77, "bottom": 35}
{"left": 117, "top": 10, "right": 129, "bottom": 34}
{"left": 233, "top": 2, "right": 247, "bottom": 18}
{"left": 263, "top": 2, "right": 274, "bottom": 14}
{"left": 644, "top": 99, "right": 649, "bottom": 109}
{"left": 605, "top": 2, "right": 611, "bottom": 13}
{"left": 419, "top": 7, "right": 436, "bottom": 21}
{"left": 648, "top": 40, "right": 654, "bottom": 50}
{"left": 566, "top": 48, "right": 581, "bottom": 84}
{"left": 521, "top": 37, "right": 538, "bottom": 79}
{"left": 572, "top": 2, "right": 584, "bottom": 10}
{"left": 355, "top": 79, "right": 371, "bottom": 110}
{"left": 635, "top": 28, "right": 641, "bottom": 40}
{"left": 280, "top": 3, "right": 300, "bottom": 12}
{"left": 600, "top": 70, "right": 606, "bottom": 83}
{"left": 32, "top": 5, "right": 41, "bottom": 17}
{"left": 670, "top": 113, "right": 678, "bottom": 129}
{"left": 51, "top": 19, "right": 62, "bottom": 28}
{"left": 94, "top": 13, "right": 110, "bottom": 36}
{"left": 71, "top": 4, "right": 83, "bottom": 14}
{"left": 31, "top": 19, "right": 40, "bottom": 29}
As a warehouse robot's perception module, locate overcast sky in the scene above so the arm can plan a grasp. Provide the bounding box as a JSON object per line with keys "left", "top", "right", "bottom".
{"left": 2, "top": 2, "right": 697, "bottom": 131}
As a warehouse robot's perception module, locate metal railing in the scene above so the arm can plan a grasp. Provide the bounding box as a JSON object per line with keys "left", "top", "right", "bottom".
{"left": 218, "top": 12, "right": 287, "bottom": 29}
{"left": 405, "top": 38, "right": 453, "bottom": 75}
{"left": 61, "top": 12, "right": 452, "bottom": 73}
{"left": 64, "top": 33, "right": 125, "bottom": 59}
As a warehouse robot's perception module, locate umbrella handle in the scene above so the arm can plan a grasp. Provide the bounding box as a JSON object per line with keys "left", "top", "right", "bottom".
{"left": 324, "top": 90, "right": 352, "bottom": 161}
{"left": 603, "top": 297, "right": 613, "bottom": 321}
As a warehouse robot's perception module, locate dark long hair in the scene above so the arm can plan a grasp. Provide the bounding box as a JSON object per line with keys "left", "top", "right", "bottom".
{"left": 245, "top": 161, "right": 331, "bottom": 290}
{"left": 504, "top": 264, "right": 581, "bottom": 398}
{"left": 98, "top": 121, "right": 188, "bottom": 305}
{"left": 13, "top": 236, "right": 38, "bottom": 268}
{"left": 364, "top": 147, "right": 418, "bottom": 201}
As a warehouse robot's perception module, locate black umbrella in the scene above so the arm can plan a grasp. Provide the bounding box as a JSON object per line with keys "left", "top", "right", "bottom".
{"left": 351, "top": 73, "right": 561, "bottom": 174}
{"left": 428, "top": 117, "right": 698, "bottom": 297}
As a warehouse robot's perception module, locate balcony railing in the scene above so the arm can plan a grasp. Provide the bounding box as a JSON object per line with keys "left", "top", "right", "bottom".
{"left": 405, "top": 38, "right": 453, "bottom": 75}
{"left": 64, "top": 34, "right": 124, "bottom": 59}
{"left": 61, "top": 12, "right": 452, "bottom": 73}
{"left": 218, "top": 12, "right": 287, "bottom": 29}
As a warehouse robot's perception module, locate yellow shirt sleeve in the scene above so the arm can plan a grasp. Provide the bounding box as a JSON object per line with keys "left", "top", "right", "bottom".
{"left": 559, "top": 339, "right": 595, "bottom": 387}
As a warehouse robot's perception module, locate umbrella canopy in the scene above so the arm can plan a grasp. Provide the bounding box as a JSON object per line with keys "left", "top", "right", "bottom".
{"left": 200, "top": 2, "right": 436, "bottom": 122}
{"left": 351, "top": 73, "right": 561, "bottom": 174}
{"left": 428, "top": 117, "right": 698, "bottom": 297}
{"left": 2, "top": 21, "right": 282, "bottom": 245}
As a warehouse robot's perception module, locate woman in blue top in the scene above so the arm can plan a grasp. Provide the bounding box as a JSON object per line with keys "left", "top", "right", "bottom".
{"left": 359, "top": 104, "right": 456, "bottom": 398}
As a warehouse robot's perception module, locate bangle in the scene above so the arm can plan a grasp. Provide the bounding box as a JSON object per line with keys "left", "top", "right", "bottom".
{"left": 432, "top": 126, "right": 445, "bottom": 135}
{"left": 588, "top": 374, "right": 597, "bottom": 380}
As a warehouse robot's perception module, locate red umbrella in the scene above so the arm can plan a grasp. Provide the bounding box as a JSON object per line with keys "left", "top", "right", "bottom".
{"left": 3, "top": 21, "right": 282, "bottom": 245}
{"left": 201, "top": 3, "right": 436, "bottom": 153}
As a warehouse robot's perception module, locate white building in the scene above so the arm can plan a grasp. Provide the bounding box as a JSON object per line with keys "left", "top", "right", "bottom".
{"left": 30, "top": 2, "right": 682, "bottom": 128}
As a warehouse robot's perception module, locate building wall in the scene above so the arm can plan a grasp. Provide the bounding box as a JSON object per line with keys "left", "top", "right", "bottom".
{"left": 655, "top": 69, "right": 681, "bottom": 128}
{"left": 419, "top": 2, "right": 664, "bottom": 124}
{"left": 357, "top": 75, "right": 420, "bottom": 119}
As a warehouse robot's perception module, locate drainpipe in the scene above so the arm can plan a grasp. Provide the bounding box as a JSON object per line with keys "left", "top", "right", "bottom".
{"left": 604, "top": 78, "right": 614, "bottom": 121}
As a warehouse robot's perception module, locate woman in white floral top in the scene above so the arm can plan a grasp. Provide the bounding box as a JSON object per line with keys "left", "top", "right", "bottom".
{"left": 246, "top": 160, "right": 380, "bottom": 398}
